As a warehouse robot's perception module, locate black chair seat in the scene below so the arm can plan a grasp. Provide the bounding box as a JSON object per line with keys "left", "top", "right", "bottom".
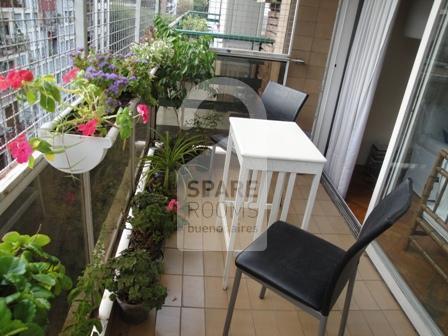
{"left": 236, "top": 221, "right": 345, "bottom": 312}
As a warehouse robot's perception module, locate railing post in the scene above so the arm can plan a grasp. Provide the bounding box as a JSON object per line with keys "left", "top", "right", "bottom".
{"left": 74, "top": 0, "right": 88, "bottom": 52}
{"left": 80, "top": 172, "right": 95, "bottom": 264}
{"left": 135, "top": 0, "right": 142, "bottom": 42}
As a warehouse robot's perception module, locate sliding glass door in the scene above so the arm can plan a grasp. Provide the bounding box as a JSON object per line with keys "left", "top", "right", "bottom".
{"left": 368, "top": 1, "right": 448, "bottom": 334}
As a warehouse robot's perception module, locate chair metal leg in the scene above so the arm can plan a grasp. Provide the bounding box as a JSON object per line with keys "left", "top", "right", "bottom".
{"left": 319, "top": 315, "right": 328, "bottom": 336}
{"left": 223, "top": 269, "right": 242, "bottom": 336}
{"left": 338, "top": 271, "right": 356, "bottom": 336}
{"left": 259, "top": 286, "right": 267, "bottom": 299}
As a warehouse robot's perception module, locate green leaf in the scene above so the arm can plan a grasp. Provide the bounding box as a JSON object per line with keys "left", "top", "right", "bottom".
{"left": 2, "top": 232, "right": 20, "bottom": 243}
{"left": 13, "top": 300, "right": 36, "bottom": 323}
{"left": 39, "top": 92, "right": 56, "bottom": 113}
{"left": 30, "top": 234, "right": 50, "bottom": 248}
{"left": 0, "top": 299, "right": 28, "bottom": 336}
{"left": 0, "top": 256, "right": 26, "bottom": 277}
{"left": 26, "top": 89, "right": 37, "bottom": 104}
{"left": 27, "top": 156, "right": 35, "bottom": 169}
{"left": 20, "top": 323, "right": 44, "bottom": 336}
{"left": 45, "top": 83, "right": 61, "bottom": 103}
{"left": 32, "top": 274, "right": 56, "bottom": 288}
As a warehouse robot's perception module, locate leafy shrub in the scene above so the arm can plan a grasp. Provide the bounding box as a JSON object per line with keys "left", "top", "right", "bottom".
{"left": 103, "top": 249, "right": 166, "bottom": 308}
{"left": 0, "top": 231, "right": 72, "bottom": 336}
{"left": 179, "top": 15, "right": 209, "bottom": 32}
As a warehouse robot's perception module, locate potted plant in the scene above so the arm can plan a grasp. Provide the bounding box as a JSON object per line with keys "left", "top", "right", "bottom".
{"left": 103, "top": 249, "right": 166, "bottom": 324}
{"left": 0, "top": 231, "right": 72, "bottom": 335}
{"left": 2, "top": 53, "right": 151, "bottom": 173}
{"left": 129, "top": 191, "right": 177, "bottom": 257}
{"left": 62, "top": 245, "right": 106, "bottom": 336}
{"left": 143, "top": 131, "right": 206, "bottom": 196}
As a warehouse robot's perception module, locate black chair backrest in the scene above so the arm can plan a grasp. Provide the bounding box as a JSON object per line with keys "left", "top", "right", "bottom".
{"left": 261, "top": 81, "right": 308, "bottom": 122}
{"left": 322, "top": 179, "right": 413, "bottom": 315}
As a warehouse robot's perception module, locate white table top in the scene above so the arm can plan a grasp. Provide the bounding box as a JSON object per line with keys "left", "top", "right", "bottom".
{"left": 230, "top": 117, "right": 326, "bottom": 164}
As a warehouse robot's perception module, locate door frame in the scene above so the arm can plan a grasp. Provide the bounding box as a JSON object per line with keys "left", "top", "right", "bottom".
{"left": 311, "top": 0, "right": 361, "bottom": 153}
{"left": 365, "top": 0, "right": 444, "bottom": 335}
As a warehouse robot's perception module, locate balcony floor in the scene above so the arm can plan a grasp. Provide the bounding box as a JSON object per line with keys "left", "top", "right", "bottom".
{"left": 110, "top": 161, "right": 417, "bottom": 336}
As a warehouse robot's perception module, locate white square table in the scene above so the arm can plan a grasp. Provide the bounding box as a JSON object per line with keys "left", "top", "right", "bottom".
{"left": 217, "top": 117, "right": 327, "bottom": 289}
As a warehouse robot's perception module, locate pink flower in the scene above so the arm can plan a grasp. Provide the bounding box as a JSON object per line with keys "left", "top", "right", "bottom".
{"left": 137, "top": 104, "right": 150, "bottom": 124}
{"left": 77, "top": 119, "right": 98, "bottom": 136}
{"left": 3, "top": 69, "right": 34, "bottom": 90}
{"left": 63, "top": 67, "right": 79, "bottom": 83}
{"left": 7, "top": 134, "right": 33, "bottom": 164}
{"left": 0, "top": 75, "right": 9, "bottom": 91}
{"left": 166, "top": 199, "right": 178, "bottom": 212}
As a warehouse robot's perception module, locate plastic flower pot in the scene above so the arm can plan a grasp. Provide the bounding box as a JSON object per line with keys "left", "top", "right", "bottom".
{"left": 37, "top": 99, "right": 140, "bottom": 174}
{"left": 38, "top": 120, "right": 119, "bottom": 174}
{"left": 117, "top": 298, "right": 150, "bottom": 324}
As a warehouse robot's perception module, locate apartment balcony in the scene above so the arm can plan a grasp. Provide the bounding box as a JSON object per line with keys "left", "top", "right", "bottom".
{"left": 0, "top": 1, "right": 446, "bottom": 336}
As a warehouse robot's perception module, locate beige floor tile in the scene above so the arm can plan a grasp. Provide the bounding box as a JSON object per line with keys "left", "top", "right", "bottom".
{"left": 246, "top": 278, "right": 274, "bottom": 310}
{"left": 162, "top": 275, "right": 182, "bottom": 307}
{"left": 352, "top": 281, "right": 379, "bottom": 311}
{"left": 229, "top": 310, "right": 255, "bottom": 336}
{"left": 226, "top": 277, "right": 251, "bottom": 309}
{"left": 297, "top": 311, "right": 320, "bottom": 336}
{"left": 364, "top": 281, "right": 399, "bottom": 310}
{"left": 383, "top": 310, "right": 417, "bottom": 336}
{"left": 326, "top": 311, "right": 352, "bottom": 336}
{"left": 156, "top": 306, "right": 180, "bottom": 336}
{"left": 204, "top": 252, "right": 225, "bottom": 276}
{"left": 252, "top": 310, "right": 280, "bottom": 336}
{"left": 363, "top": 311, "right": 396, "bottom": 336}
{"left": 357, "top": 256, "right": 380, "bottom": 281}
{"left": 205, "top": 308, "right": 226, "bottom": 336}
{"left": 318, "top": 200, "right": 341, "bottom": 217}
{"left": 346, "top": 310, "right": 374, "bottom": 336}
{"left": 164, "top": 248, "right": 183, "bottom": 275}
{"left": 205, "top": 276, "right": 229, "bottom": 308}
{"left": 183, "top": 251, "right": 204, "bottom": 276}
{"left": 181, "top": 308, "right": 205, "bottom": 336}
{"left": 183, "top": 275, "right": 205, "bottom": 308}
{"left": 275, "top": 310, "right": 305, "bottom": 336}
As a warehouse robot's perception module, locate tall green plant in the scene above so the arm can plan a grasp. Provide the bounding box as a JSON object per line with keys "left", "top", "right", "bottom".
{"left": 143, "top": 131, "right": 205, "bottom": 195}
{"left": 0, "top": 231, "right": 72, "bottom": 336}
{"left": 152, "top": 15, "right": 215, "bottom": 108}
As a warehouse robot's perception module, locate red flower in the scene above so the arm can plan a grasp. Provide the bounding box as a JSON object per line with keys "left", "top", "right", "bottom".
{"left": 166, "top": 199, "right": 178, "bottom": 212}
{"left": 7, "top": 134, "right": 33, "bottom": 164}
{"left": 137, "top": 104, "right": 150, "bottom": 124}
{"left": 0, "top": 75, "right": 9, "bottom": 91}
{"left": 63, "top": 67, "right": 79, "bottom": 83}
{"left": 6, "top": 69, "right": 33, "bottom": 90}
{"left": 18, "top": 70, "right": 33, "bottom": 82}
{"left": 77, "top": 119, "right": 98, "bottom": 136}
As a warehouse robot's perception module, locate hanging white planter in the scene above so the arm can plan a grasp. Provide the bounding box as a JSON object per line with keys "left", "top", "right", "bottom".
{"left": 38, "top": 98, "right": 139, "bottom": 174}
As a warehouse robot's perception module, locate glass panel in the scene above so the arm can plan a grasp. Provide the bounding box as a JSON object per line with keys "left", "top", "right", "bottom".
{"left": 0, "top": 166, "right": 85, "bottom": 335}
{"left": 376, "top": 2, "right": 448, "bottom": 333}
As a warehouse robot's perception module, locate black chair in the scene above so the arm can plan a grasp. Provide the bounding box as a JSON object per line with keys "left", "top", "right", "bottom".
{"left": 223, "top": 179, "right": 413, "bottom": 336}
{"left": 210, "top": 81, "right": 308, "bottom": 151}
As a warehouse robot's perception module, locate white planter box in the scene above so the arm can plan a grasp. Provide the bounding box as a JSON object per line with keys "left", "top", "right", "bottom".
{"left": 38, "top": 98, "right": 140, "bottom": 174}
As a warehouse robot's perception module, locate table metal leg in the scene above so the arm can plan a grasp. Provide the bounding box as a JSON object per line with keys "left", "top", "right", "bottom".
{"left": 247, "top": 169, "right": 258, "bottom": 204}
{"left": 217, "top": 132, "right": 233, "bottom": 225}
{"left": 223, "top": 166, "right": 249, "bottom": 289}
{"left": 268, "top": 172, "right": 286, "bottom": 225}
{"left": 301, "top": 171, "right": 322, "bottom": 231}
{"left": 280, "top": 173, "right": 296, "bottom": 221}
{"left": 254, "top": 171, "right": 272, "bottom": 240}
